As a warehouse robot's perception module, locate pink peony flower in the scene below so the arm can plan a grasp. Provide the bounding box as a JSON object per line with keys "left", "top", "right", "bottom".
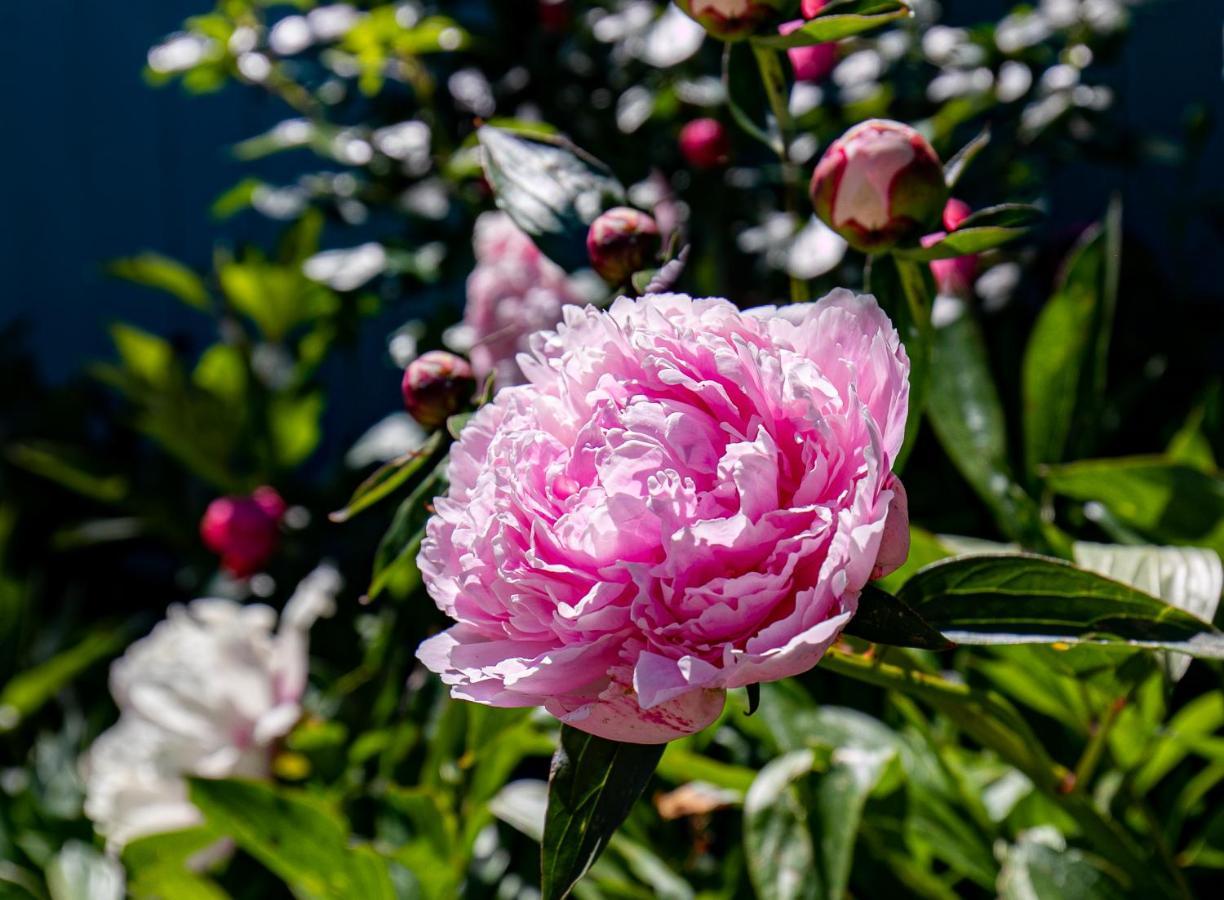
{"left": 679, "top": 118, "right": 732, "bottom": 169}
{"left": 923, "top": 198, "right": 979, "bottom": 298}
{"left": 418, "top": 290, "right": 910, "bottom": 744}
{"left": 810, "top": 119, "right": 948, "bottom": 252}
{"left": 459, "top": 212, "right": 582, "bottom": 386}
{"left": 200, "top": 486, "right": 286, "bottom": 578}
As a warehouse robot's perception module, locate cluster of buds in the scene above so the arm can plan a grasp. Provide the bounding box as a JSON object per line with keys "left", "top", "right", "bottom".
{"left": 200, "top": 486, "right": 286, "bottom": 578}
{"left": 674, "top": 0, "right": 787, "bottom": 41}
{"left": 810, "top": 119, "right": 948, "bottom": 252}
{"left": 401, "top": 350, "right": 477, "bottom": 430}
{"left": 586, "top": 207, "right": 662, "bottom": 285}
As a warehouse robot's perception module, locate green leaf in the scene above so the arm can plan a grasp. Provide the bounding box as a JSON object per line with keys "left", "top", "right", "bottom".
{"left": 269, "top": 391, "right": 325, "bottom": 469}
{"left": 541, "top": 725, "right": 665, "bottom": 900}
{"left": 478, "top": 125, "right": 625, "bottom": 272}
{"left": 330, "top": 431, "right": 443, "bottom": 523}
{"left": 1045, "top": 457, "right": 1224, "bottom": 557}
{"left": 218, "top": 261, "right": 337, "bottom": 343}
{"left": 188, "top": 778, "right": 395, "bottom": 900}
{"left": 0, "top": 625, "right": 131, "bottom": 732}
{"left": 926, "top": 300, "right": 1057, "bottom": 552}
{"left": 5, "top": 441, "right": 129, "bottom": 504}
{"left": 943, "top": 126, "right": 990, "bottom": 190}
{"left": 1022, "top": 209, "right": 1118, "bottom": 476}
{"left": 743, "top": 750, "right": 818, "bottom": 900}
{"left": 998, "top": 831, "right": 1129, "bottom": 899}
{"left": 1072, "top": 542, "right": 1223, "bottom": 678}
{"left": 751, "top": 1, "right": 911, "bottom": 48}
{"left": 370, "top": 461, "right": 448, "bottom": 598}
{"left": 123, "top": 828, "right": 232, "bottom": 900}
{"left": 897, "top": 554, "right": 1224, "bottom": 658}
{"left": 844, "top": 584, "right": 954, "bottom": 650}
{"left": 109, "top": 253, "right": 212, "bottom": 311}
{"left": 896, "top": 206, "right": 1041, "bottom": 261}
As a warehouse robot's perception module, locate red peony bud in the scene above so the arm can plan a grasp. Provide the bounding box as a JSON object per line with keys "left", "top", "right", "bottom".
{"left": 810, "top": 119, "right": 948, "bottom": 252}
{"left": 200, "top": 486, "right": 286, "bottom": 578}
{"left": 923, "top": 198, "right": 979, "bottom": 298}
{"left": 586, "top": 207, "right": 662, "bottom": 285}
{"left": 401, "top": 350, "right": 476, "bottom": 430}
{"left": 679, "top": 118, "right": 731, "bottom": 169}
{"left": 800, "top": 0, "right": 826, "bottom": 17}
{"left": 674, "top": 0, "right": 787, "bottom": 41}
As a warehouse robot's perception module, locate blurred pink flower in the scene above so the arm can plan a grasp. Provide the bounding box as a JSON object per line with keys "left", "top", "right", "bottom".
{"left": 200, "top": 486, "right": 286, "bottom": 578}
{"left": 418, "top": 291, "right": 910, "bottom": 744}
{"left": 459, "top": 212, "right": 582, "bottom": 386}
{"left": 679, "top": 118, "right": 731, "bottom": 169}
{"left": 675, "top": 0, "right": 785, "bottom": 40}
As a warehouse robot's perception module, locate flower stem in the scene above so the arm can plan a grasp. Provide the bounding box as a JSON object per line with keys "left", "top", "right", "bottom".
{"left": 749, "top": 43, "right": 809, "bottom": 303}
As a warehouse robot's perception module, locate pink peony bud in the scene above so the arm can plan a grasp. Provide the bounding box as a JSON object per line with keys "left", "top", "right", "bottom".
{"left": 922, "top": 198, "right": 979, "bottom": 298}
{"left": 586, "top": 207, "right": 663, "bottom": 285}
{"left": 810, "top": 119, "right": 949, "bottom": 252}
{"left": 679, "top": 118, "right": 731, "bottom": 169}
{"left": 674, "top": 0, "right": 786, "bottom": 41}
{"left": 200, "top": 486, "right": 286, "bottom": 578}
{"left": 401, "top": 350, "right": 477, "bottom": 430}
{"left": 800, "top": 0, "right": 826, "bottom": 16}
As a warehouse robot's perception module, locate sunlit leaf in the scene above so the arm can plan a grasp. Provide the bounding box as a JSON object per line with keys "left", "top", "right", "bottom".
{"left": 109, "top": 253, "right": 212, "bottom": 311}
{"left": 331, "top": 431, "right": 443, "bottom": 523}
{"left": 752, "top": 1, "right": 911, "bottom": 48}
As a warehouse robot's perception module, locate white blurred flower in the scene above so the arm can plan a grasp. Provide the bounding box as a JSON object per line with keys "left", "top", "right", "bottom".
{"left": 269, "top": 15, "right": 313, "bottom": 55}
{"left": 148, "top": 33, "right": 215, "bottom": 74}
{"left": 82, "top": 573, "right": 339, "bottom": 851}
{"left": 304, "top": 243, "right": 388, "bottom": 291}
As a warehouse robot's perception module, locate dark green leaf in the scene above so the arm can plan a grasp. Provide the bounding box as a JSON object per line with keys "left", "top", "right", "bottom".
{"left": 1022, "top": 206, "right": 1119, "bottom": 476}
{"left": 330, "top": 431, "right": 443, "bottom": 523}
{"left": 743, "top": 750, "right": 818, "bottom": 900}
{"left": 1044, "top": 457, "right": 1224, "bottom": 558}
{"left": 478, "top": 126, "right": 625, "bottom": 271}
{"left": 845, "top": 584, "right": 954, "bottom": 650}
{"left": 189, "top": 778, "right": 396, "bottom": 900}
{"left": 751, "top": 1, "right": 911, "bottom": 48}
{"left": 0, "top": 625, "right": 131, "bottom": 732}
{"left": 541, "top": 725, "right": 665, "bottom": 900}
{"left": 898, "top": 554, "right": 1224, "bottom": 658}
{"left": 370, "top": 460, "right": 448, "bottom": 598}
{"left": 896, "top": 206, "right": 1041, "bottom": 261}
{"left": 926, "top": 301, "right": 1058, "bottom": 552}
{"left": 943, "top": 126, "right": 990, "bottom": 189}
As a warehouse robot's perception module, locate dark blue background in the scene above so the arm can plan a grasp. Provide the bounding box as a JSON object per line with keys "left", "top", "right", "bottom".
{"left": 2, "top": 0, "right": 1221, "bottom": 386}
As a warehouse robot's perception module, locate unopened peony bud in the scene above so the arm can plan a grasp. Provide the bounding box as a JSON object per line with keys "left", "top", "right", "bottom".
{"left": 779, "top": 0, "right": 836, "bottom": 82}
{"left": 586, "top": 207, "right": 662, "bottom": 285}
{"left": 402, "top": 350, "right": 476, "bottom": 430}
{"left": 679, "top": 118, "right": 731, "bottom": 169}
{"left": 674, "top": 0, "right": 786, "bottom": 40}
{"left": 810, "top": 119, "right": 948, "bottom": 252}
{"left": 200, "top": 486, "right": 286, "bottom": 578}
{"left": 923, "top": 198, "right": 979, "bottom": 298}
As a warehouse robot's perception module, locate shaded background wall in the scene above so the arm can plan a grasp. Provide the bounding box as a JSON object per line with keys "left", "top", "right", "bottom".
{"left": 1, "top": 0, "right": 1221, "bottom": 391}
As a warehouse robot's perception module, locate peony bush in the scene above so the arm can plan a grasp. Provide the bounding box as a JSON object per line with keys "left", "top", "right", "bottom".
{"left": 3, "top": 2, "right": 1223, "bottom": 900}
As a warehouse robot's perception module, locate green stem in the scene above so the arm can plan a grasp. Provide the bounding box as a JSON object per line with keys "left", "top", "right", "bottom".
{"left": 1072, "top": 695, "right": 1125, "bottom": 790}
{"left": 750, "top": 43, "right": 810, "bottom": 304}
